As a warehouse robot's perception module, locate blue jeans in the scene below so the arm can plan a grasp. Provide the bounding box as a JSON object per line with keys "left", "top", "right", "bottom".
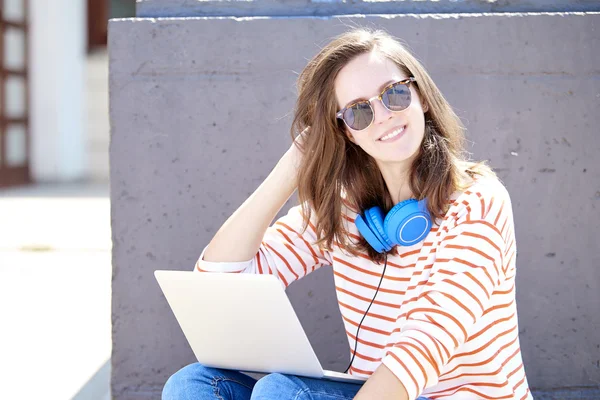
{"left": 162, "top": 362, "right": 431, "bottom": 400}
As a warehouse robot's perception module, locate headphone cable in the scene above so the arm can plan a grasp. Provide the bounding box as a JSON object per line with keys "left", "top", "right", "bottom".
{"left": 344, "top": 253, "right": 388, "bottom": 374}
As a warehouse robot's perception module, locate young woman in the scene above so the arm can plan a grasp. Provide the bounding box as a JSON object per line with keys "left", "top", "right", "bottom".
{"left": 162, "top": 28, "right": 532, "bottom": 400}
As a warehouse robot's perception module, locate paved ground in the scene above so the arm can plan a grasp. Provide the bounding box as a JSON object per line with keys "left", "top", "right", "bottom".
{"left": 0, "top": 182, "right": 111, "bottom": 400}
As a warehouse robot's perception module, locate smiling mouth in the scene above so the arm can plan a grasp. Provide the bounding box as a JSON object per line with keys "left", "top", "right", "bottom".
{"left": 378, "top": 125, "right": 406, "bottom": 141}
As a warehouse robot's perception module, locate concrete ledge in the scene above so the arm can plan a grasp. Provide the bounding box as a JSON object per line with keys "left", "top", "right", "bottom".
{"left": 110, "top": 13, "right": 599, "bottom": 77}
{"left": 136, "top": 0, "right": 600, "bottom": 17}
{"left": 532, "top": 387, "right": 600, "bottom": 400}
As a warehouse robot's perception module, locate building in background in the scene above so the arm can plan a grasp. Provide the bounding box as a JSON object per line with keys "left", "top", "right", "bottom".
{"left": 0, "top": 0, "right": 28, "bottom": 187}
{"left": 0, "top": 0, "right": 135, "bottom": 188}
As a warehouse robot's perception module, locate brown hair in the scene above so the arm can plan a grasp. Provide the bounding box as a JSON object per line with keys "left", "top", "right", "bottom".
{"left": 291, "top": 28, "right": 494, "bottom": 263}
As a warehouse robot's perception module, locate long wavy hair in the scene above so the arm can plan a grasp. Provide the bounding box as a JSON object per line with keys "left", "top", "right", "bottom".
{"left": 291, "top": 28, "right": 494, "bottom": 263}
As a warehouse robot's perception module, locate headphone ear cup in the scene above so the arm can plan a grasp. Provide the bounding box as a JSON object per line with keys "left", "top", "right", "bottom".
{"left": 384, "top": 199, "right": 432, "bottom": 246}
{"left": 354, "top": 207, "right": 391, "bottom": 253}
{"left": 355, "top": 214, "right": 386, "bottom": 253}
{"left": 365, "top": 207, "right": 393, "bottom": 251}
{"left": 382, "top": 199, "right": 416, "bottom": 247}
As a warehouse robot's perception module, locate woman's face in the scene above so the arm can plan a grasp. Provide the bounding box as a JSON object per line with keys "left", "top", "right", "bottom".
{"left": 334, "top": 51, "right": 427, "bottom": 168}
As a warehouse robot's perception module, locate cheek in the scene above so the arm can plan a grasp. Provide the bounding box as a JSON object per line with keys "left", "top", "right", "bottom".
{"left": 410, "top": 107, "right": 426, "bottom": 131}
{"left": 348, "top": 131, "right": 370, "bottom": 153}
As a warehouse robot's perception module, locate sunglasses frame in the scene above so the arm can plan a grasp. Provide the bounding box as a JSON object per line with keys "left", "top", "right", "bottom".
{"left": 336, "top": 77, "right": 417, "bottom": 131}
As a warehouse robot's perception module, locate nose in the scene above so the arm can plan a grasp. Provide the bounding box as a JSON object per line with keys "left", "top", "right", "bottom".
{"left": 371, "top": 97, "right": 393, "bottom": 125}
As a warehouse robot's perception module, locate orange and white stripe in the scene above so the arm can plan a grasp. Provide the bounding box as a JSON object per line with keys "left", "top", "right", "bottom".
{"left": 195, "top": 175, "right": 532, "bottom": 400}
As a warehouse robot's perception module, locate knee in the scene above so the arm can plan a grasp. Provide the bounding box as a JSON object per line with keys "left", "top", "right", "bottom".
{"left": 162, "top": 363, "right": 218, "bottom": 400}
{"left": 251, "top": 373, "right": 304, "bottom": 399}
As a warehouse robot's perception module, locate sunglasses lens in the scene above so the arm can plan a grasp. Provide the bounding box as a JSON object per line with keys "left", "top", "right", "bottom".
{"left": 382, "top": 82, "right": 412, "bottom": 111}
{"left": 343, "top": 102, "right": 373, "bottom": 131}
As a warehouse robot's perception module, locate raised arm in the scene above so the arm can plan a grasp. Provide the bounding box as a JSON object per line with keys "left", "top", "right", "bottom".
{"left": 196, "top": 133, "right": 331, "bottom": 288}
{"left": 381, "top": 180, "right": 515, "bottom": 400}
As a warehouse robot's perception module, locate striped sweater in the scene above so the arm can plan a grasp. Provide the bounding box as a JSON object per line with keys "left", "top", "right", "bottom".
{"left": 195, "top": 175, "right": 532, "bottom": 400}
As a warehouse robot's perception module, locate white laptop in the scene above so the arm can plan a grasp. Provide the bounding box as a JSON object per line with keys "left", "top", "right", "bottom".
{"left": 154, "top": 270, "right": 367, "bottom": 384}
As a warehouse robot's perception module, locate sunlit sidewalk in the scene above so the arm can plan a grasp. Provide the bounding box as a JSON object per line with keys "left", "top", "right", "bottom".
{"left": 0, "top": 182, "right": 111, "bottom": 400}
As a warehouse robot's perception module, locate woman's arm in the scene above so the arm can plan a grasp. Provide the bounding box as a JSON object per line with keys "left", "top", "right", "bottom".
{"left": 202, "top": 141, "right": 303, "bottom": 263}
{"left": 353, "top": 364, "right": 409, "bottom": 400}
{"left": 380, "top": 180, "right": 514, "bottom": 400}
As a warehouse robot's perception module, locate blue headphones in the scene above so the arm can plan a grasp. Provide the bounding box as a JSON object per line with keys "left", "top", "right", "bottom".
{"left": 354, "top": 198, "right": 432, "bottom": 253}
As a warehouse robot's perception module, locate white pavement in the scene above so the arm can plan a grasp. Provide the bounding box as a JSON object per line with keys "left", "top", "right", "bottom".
{"left": 0, "top": 182, "right": 111, "bottom": 400}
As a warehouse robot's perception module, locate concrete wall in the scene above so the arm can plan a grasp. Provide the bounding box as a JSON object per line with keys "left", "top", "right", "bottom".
{"left": 109, "top": 12, "right": 600, "bottom": 400}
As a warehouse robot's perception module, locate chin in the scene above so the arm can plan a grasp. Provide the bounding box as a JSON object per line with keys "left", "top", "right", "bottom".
{"left": 376, "top": 148, "right": 420, "bottom": 165}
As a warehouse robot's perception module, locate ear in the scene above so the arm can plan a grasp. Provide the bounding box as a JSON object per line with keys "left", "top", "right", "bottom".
{"left": 345, "top": 128, "right": 357, "bottom": 144}
{"left": 422, "top": 101, "right": 429, "bottom": 113}
{"left": 339, "top": 121, "right": 356, "bottom": 143}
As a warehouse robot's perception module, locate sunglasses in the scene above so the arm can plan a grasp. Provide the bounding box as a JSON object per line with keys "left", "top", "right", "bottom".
{"left": 336, "top": 77, "right": 417, "bottom": 131}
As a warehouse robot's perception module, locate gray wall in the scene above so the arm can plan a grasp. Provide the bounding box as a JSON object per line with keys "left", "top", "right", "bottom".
{"left": 109, "top": 11, "right": 600, "bottom": 400}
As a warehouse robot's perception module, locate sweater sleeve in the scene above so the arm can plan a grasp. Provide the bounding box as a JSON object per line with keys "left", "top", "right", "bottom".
{"left": 193, "top": 204, "right": 332, "bottom": 289}
{"left": 381, "top": 181, "right": 515, "bottom": 400}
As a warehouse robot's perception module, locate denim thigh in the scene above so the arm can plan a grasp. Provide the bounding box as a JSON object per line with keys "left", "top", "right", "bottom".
{"left": 250, "top": 372, "right": 432, "bottom": 400}
{"left": 162, "top": 363, "right": 257, "bottom": 400}
{"left": 250, "top": 373, "right": 363, "bottom": 400}
{"left": 162, "top": 363, "right": 432, "bottom": 400}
